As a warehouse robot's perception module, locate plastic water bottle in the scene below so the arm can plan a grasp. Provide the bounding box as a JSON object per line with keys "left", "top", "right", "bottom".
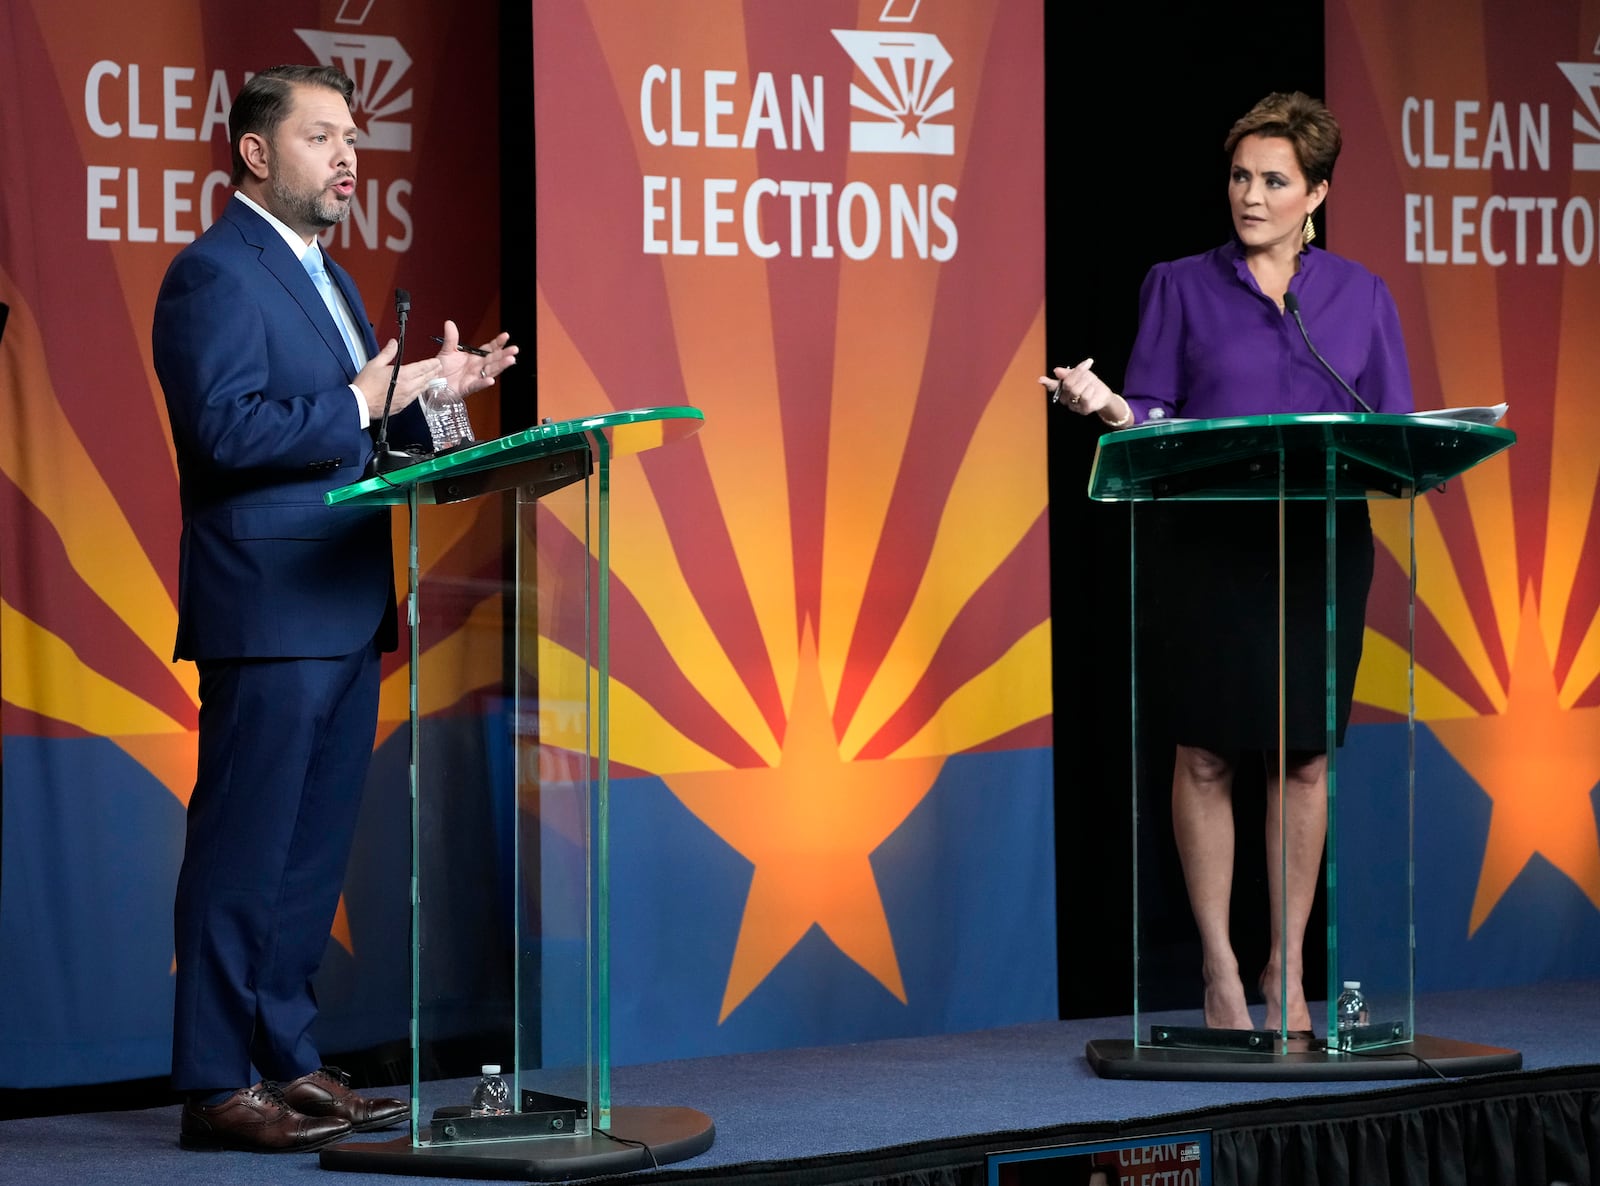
{"left": 420, "top": 378, "right": 455, "bottom": 450}
{"left": 1335, "top": 980, "right": 1369, "bottom": 1048}
{"left": 443, "top": 383, "right": 475, "bottom": 446}
{"left": 469, "top": 1064, "right": 511, "bottom": 1116}
{"left": 421, "top": 378, "right": 474, "bottom": 451}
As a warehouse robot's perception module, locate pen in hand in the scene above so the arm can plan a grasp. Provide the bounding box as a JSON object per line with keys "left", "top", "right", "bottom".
{"left": 431, "top": 335, "right": 491, "bottom": 356}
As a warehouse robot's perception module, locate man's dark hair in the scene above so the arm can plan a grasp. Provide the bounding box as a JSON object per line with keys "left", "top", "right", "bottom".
{"left": 229, "top": 65, "right": 356, "bottom": 186}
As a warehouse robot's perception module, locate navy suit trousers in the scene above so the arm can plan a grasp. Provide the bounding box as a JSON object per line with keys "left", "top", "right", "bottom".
{"left": 171, "top": 640, "right": 382, "bottom": 1091}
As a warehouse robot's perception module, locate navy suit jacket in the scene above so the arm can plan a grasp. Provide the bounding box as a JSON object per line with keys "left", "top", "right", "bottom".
{"left": 153, "top": 197, "right": 419, "bottom": 661}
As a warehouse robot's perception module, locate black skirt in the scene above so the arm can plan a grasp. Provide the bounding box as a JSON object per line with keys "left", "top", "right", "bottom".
{"left": 1135, "top": 499, "right": 1375, "bottom": 754}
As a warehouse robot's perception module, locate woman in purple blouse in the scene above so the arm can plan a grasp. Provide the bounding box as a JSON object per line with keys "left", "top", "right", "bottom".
{"left": 1042, "top": 93, "right": 1415, "bottom": 1037}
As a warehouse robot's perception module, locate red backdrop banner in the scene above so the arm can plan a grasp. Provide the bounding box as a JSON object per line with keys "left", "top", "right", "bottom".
{"left": 0, "top": 0, "right": 500, "bottom": 1086}
{"left": 1328, "top": 0, "right": 1600, "bottom": 982}
{"left": 530, "top": 0, "right": 1056, "bottom": 1058}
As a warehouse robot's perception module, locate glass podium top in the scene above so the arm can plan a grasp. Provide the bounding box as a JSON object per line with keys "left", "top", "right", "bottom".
{"left": 327, "top": 405, "right": 705, "bottom": 507}
{"left": 1087, "top": 412, "right": 1515, "bottom": 502}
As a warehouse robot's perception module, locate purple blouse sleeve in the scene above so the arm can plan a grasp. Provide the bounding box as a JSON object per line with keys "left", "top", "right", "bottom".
{"left": 1122, "top": 263, "right": 1183, "bottom": 424}
{"left": 1361, "top": 276, "right": 1414, "bottom": 413}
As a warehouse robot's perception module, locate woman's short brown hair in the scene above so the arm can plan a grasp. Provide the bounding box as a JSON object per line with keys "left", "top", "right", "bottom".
{"left": 1224, "top": 92, "right": 1342, "bottom": 188}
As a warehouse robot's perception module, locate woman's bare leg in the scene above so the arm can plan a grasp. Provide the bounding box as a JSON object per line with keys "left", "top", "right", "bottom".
{"left": 1171, "top": 744, "right": 1251, "bottom": 1029}
{"left": 1261, "top": 751, "right": 1327, "bottom": 1032}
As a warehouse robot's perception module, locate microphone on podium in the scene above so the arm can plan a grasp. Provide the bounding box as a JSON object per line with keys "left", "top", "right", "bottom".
{"left": 365, "top": 288, "right": 415, "bottom": 477}
{"left": 1283, "top": 292, "right": 1374, "bottom": 414}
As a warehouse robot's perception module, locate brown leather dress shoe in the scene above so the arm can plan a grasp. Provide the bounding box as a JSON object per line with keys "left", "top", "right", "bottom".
{"left": 282, "top": 1065, "right": 409, "bottom": 1132}
{"left": 180, "top": 1082, "right": 352, "bottom": 1152}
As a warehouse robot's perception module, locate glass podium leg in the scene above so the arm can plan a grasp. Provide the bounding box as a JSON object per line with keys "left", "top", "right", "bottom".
{"left": 322, "top": 454, "right": 713, "bottom": 1175}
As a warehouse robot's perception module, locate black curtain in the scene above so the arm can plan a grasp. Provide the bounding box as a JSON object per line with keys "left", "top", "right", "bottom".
{"left": 1046, "top": 4, "right": 1327, "bottom": 1020}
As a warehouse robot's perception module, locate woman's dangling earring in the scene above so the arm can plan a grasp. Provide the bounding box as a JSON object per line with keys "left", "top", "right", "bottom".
{"left": 1303, "top": 212, "right": 1316, "bottom": 245}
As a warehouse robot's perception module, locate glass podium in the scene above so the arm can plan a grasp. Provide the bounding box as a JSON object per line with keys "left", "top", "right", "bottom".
{"left": 318, "top": 408, "right": 716, "bottom": 1174}
{"left": 1081, "top": 412, "right": 1523, "bottom": 1080}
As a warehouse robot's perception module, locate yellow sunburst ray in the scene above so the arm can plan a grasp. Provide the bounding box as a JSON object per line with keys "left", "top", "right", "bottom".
{"left": 1539, "top": 265, "right": 1600, "bottom": 684}
{"left": 1370, "top": 494, "right": 1508, "bottom": 711}
{"left": 841, "top": 305, "right": 1047, "bottom": 756}
{"left": 538, "top": 635, "right": 728, "bottom": 773}
{"left": 891, "top": 619, "right": 1051, "bottom": 759}
{"left": 652, "top": 252, "right": 796, "bottom": 721}
{"left": 1408, "top": 251, "right": 1521, "bottom": 671}
{"left": 1353, "top": 627, "right": 1481, "bottom": 718}
{"left": 2, "top": 602, "right": 188, "bottom": 734}
{"left": 1557, "top": 615, "right": 1600, "bottom": 711}
{"left": 532, "top": 456, "right": 782, "bottom": 764}
{"left": 1450, "top": 449, "right": 1520, "bottom": 683}
{"left": 378, "top": 501, "right": 502, "bottom": 720}
{"left": 534, "top": 287, "right": 618, "bottom": 420}
{"left": 1362, "top": 13, "right": 1519, "bottom": 672}
{"left": 819, "top": 0, "right": 1015, "bottom": 712}
{"left": 534, "top": 293, "right": 780, "bottom": 761}
{"left": 578, "top": 0, "right": 798, "bottom": 741}
{"left": 374, "top": 591, "right": 504, "bottom": 748}
{"left": 818, "top": 253, "right": 943, "bottom": 708}
{"left": 404, "top": 498, "right": 490, "bottom": 579}
{"left": 0, "top": 280, "right": 196, "bottom": 706}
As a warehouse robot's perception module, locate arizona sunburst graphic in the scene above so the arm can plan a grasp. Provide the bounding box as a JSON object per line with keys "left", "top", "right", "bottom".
{"left": 1333, "top": 0, "right": 1600, "bottom": 957}
{"left": 528, "top": 0, "right": 1052, "bottom": 1030}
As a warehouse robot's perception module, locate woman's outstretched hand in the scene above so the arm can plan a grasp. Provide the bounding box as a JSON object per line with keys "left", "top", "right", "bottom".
{"left": 1039, "top": 359, "right": 1132, "bottom": 427}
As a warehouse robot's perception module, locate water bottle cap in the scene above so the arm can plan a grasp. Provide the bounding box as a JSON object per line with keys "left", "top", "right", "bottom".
{"left": 426, "top": 377, "right": 449, "bottom": 391}
{"left": 1342, "top": 980, "right": 1361, "bottom": 989}
{"left": 481, "top": 1064, "right": 501, "bottom": 1075}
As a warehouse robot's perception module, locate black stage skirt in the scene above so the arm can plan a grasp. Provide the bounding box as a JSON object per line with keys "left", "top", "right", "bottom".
{"left": 1134, "top": 499, "right": 1375, "bottom": 754}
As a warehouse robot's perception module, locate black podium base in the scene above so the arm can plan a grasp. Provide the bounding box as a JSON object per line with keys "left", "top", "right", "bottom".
{"left": 318, "top": 1105, "right": 715, "bottom": 1179}
{"left": 1085, "top": 1034, "right": 1522, "bottom": 1081}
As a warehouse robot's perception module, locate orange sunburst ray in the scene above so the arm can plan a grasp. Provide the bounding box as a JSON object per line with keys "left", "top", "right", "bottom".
{"left": 523, "top": 0, "right": 1051, "bottom": 1027}
{"left": 0, "top": 281, "right": 195, "bottom": 713}
{"left": 840, "top": 303, "right": 1049, "bottom": 756}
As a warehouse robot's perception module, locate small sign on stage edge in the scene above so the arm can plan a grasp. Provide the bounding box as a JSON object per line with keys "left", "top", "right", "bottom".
{"left": 988, "top": 1130, "right": 1210, "bottom": 1186}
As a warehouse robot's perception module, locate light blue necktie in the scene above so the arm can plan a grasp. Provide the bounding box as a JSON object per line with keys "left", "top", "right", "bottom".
{"left": 301, "top": 247, "right": 366, "bottom": 371}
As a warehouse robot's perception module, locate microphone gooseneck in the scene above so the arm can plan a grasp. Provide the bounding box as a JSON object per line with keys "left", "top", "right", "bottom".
{"left": 365, "top": 287, "right": 414, "bottom": 477}
{"left": 1283, "top": 291, "right": 1375, "bottom": 414}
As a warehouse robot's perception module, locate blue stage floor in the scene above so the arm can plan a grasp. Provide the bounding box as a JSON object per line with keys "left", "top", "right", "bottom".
{"left": 3, "top": 980, "right": 1597, "bottom": 1185}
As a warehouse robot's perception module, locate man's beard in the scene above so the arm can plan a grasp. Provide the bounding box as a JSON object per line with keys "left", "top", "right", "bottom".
{"left": 269, "top": 168, "right": 351, "bottom": 230}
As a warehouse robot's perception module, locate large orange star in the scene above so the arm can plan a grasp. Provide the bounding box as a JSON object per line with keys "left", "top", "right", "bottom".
{"left": 663, "top": 625, "right": 944, "bottom": 1022}
{"left": 1430, "top": 589, "right": 1600, "bottom": 935}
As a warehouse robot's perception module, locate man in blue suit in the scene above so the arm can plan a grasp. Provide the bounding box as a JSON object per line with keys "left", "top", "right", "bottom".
{"left": 152, "top": 64, "right": 516, "bottom": 1153}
